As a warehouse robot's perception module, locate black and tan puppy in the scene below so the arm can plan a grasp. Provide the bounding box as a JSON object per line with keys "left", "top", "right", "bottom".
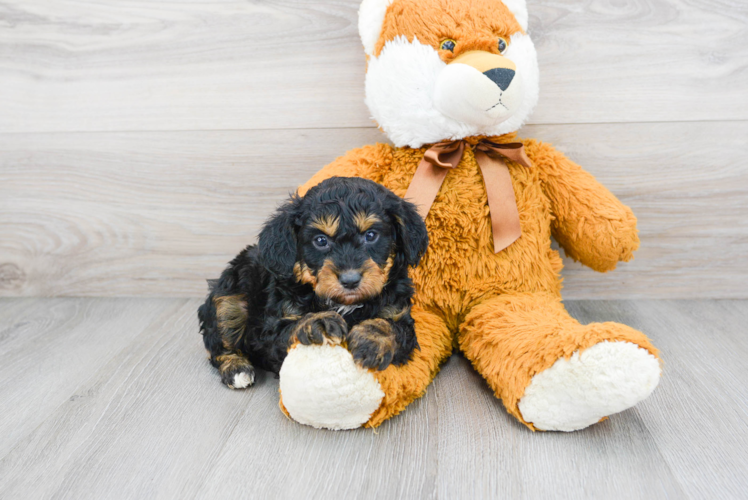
{"left": 198, "top": 177, "right": 429, "bottom": 389}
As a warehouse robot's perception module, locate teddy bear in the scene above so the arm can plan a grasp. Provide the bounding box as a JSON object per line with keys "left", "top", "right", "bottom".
{"left": 277, "top": 0, "right": 661, "bottom": 432}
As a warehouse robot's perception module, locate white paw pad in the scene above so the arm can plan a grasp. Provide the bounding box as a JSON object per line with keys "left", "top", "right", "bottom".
{"left": 229, "top": 371, "right": 254, "bottom": 389}
{"left": 279, "top": 344, "right": 385, "bottom": 430}
{"left": 518, "top": 341, "right": 661, "bottom": 432}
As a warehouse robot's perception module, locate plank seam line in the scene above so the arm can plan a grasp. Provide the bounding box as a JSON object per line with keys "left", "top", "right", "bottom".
{"left": 1, "top": 118, "right": 747, "bottom": 137}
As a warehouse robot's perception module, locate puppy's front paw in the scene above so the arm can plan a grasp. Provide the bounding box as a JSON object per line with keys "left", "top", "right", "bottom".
{"left": 348, "top": 319, "right": 397, "bottom": 371}
{"left": 292, "top": 311, "right": 347, "bottom": 346}
{"left": 217, "top": 354, "right": 256, "bottom": 390}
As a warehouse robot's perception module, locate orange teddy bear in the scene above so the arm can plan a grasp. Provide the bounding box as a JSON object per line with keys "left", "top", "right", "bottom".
{"left": 278, "top": 0, "right": 661, "bottom": 432}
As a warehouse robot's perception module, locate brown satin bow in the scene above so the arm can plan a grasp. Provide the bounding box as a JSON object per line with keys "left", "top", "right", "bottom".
{"left": 404, "top": 139, "right": 532, "bottom": 253}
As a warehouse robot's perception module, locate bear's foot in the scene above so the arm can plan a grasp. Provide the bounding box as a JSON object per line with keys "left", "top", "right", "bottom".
{"left": 518, "top": 341, "right": 661, "bottom": 432}
{"left": 279, "top": 344, "right": 384, "bottom": 430}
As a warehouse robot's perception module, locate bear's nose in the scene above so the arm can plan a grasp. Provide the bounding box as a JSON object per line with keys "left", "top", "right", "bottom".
{"left": 483, "top": 68, "right": 515, "bottom": 91}
{"left": 339, "top": 271, "right": 362, "bottom": 290}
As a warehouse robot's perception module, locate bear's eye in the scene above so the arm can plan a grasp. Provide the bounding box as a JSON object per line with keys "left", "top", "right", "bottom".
{"left": 498, "top": 37, "right": 508, "bottom": 54}
{"left": 440, "top": 39, "right": 456, "bottom": 52}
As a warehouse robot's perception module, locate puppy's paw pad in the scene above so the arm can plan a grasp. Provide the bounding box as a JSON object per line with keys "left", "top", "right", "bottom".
{"left": 294, "top": 311, "right": 347, "bottom": 346}
{"left": 348, "top": 319, "right": 397, "bottom": 371}
{"left": 220, "top": 364, "right": 256, "bottom": 390}
{"left": 229, "top": 370, "right": 255, "bottom": 389}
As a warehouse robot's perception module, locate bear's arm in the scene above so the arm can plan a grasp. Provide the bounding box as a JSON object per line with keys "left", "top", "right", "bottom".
{"left": 298, "top": 143, "right": 394, "bottom": 196}
{"left": 528, "top": 139, "right": 640, "bottom": 273}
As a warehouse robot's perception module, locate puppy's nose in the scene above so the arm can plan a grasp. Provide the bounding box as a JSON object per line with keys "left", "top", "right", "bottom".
{"left": 483, "top": 68, "right": 515, "bottom": 91}
{"left": 339, "top": 271, "right": 362, "bottom": 290}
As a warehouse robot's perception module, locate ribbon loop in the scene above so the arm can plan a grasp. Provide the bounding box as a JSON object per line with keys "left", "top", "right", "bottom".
{"left": 423, "top": 140, "right": 465, "bottom": 168}
{"left": 404, "top": 138, "right": 532, "bottom": 253}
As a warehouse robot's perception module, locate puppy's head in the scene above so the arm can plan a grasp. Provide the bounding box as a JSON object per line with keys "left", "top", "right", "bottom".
{"left": 360, "top": 0, "right": 538, "bottom": 147}
{"left": 259, "top": 177, "right": 428, "bottom": 305}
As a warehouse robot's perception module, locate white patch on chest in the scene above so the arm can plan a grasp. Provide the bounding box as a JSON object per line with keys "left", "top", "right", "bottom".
{"left": 329, "top": 302, "right": 364, "bottom": 316}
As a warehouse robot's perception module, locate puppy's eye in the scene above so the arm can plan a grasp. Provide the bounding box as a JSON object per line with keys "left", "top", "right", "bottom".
{"left": 498, "top": 37, "right": 508, "bottom": 54}
{"left": 313, "top": 235, "right": 329, "bottom": 249}
{"left": 364, "top": 230, "right": 379, "bottom": 243}
{"left": 440, "top": 39, "right": 456, "bottom": 52}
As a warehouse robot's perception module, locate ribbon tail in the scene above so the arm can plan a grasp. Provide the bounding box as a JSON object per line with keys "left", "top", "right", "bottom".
{"left": 475, "top": 150, "right": 522, "bottom": 253}
{"left": 404, "top": 157, "right": 451, "bottom": 220}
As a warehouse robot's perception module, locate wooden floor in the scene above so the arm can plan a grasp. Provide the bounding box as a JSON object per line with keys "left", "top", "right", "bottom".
{"left": 0, "top": 299, "right": 745, "bottom": 499}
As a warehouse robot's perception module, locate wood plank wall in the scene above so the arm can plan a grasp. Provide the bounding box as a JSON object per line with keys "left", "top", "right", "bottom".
{"left": 1, "top": 0, "right": 746, "bottom": 298}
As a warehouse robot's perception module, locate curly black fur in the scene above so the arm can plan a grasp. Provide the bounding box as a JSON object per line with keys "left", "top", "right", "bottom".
{"left": 198, "top": 177, "right": 428, "bottom": 388}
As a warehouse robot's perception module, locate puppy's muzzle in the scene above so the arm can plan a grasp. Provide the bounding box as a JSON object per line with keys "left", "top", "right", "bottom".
{"left": 315, "top": 259, "right": 391, "bottom": 306}
{"left": 339, "top": 270, "right": 362, "bottom": 290}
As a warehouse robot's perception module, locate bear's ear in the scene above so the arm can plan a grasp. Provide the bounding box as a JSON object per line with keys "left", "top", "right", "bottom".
{"left": 358, "top": 0, "right": 528, "bottom": 57}
{"left": 500, "top": 0, "right": 528, "bottom": 31}
{"left": 358, "top": 0, "right": 394, "bottom": 56}
{"left": 258, "top": 195, "right": 303, "bottom": 279}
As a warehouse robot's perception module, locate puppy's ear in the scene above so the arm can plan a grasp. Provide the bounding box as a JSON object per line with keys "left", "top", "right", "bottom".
{"left": 385, "top": 193, "right": 429, "bottom": 267}
{"left": 258, "top": 195, "right": 303, "bottom": 278}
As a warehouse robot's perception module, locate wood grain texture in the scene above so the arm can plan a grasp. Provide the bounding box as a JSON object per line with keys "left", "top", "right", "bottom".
{"left": 433, "top": 355, "right": 686, "bottom": 500}
{"left": 0, "top": 0, "right": 746, "bottom": 133}
{"left": 1, "top": 121, "right": 746, "bottom": 299}
{"left": 1, "top": 298, "right": 747, "bottom": 499}
{"left": 0, "top": 299, "right": 246, "bottom": 499}
{"left": 564, "top": 300, "right": 748, "bottom": 500}
{"left": 0, "top": 297, "right": 179, "bottom": 458}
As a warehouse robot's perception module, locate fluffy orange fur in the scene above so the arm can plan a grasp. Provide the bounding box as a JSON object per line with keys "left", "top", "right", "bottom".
{"left": 375, "top": 0, "right": 524, "bottom": 58}
{"left": 299, "top": 134, "right": 659, "bottom": 429}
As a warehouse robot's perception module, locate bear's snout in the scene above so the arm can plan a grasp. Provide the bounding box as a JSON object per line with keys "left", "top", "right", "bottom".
{"left": 433, "top": 50, "right": 524, "bottom": 127}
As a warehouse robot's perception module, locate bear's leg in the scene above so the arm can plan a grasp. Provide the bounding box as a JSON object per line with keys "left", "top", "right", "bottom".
{"left": 458, "top": 293, "right": 661, "bottom": 431}
{"left": 279, "top": 304, "right": 453, "bottom": 429}
{"left": 365, "top": 304, "right": 454, "bottom": 427}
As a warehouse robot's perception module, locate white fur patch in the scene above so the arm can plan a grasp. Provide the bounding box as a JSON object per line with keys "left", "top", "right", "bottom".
{"left": 365, "top": 34, "right": 539, "bottom": 148}
{"left": 229, "top": 371, "right": 254, "bottom": 389}
{"left": 335, "top": 304, "right": 362, "bottom": 316}
{"left": 518, "top": 341, "right": 661, "bottom": 432}
{"left": 280, "top": 344, "right": 385, "bottom": 430}
{"left": 328, "top": 301, "right": 364, "bottom": 316}
{"left": 434, "top": 61, "right": 524, "bottom": 126}
{"left": 359, "top": 0, "right": 394, "bottom": 56}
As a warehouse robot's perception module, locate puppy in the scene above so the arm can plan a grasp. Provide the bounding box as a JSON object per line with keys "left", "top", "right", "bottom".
{"left": 198, "top": 177, "right": 429, "bottom": 389}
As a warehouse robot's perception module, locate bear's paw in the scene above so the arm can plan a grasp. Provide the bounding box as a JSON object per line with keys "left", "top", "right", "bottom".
{"left": 279, "top": 344, "right": 384, "bottom": 430}
{"left": 518, "top": 341, "right": 661, "bottom": 431}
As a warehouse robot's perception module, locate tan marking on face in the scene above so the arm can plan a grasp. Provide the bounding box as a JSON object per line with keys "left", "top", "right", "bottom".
{"left": 382, "top": 253, "right": 395, "bottom": 277}
{"left": 353, "top": 212, "right": 381, "bottom": 232}
{"left": 375, "top": 0, "right": 523, "bottom": 58}
{"left": 314, "top": 259, "right": 343, "bottom": 300}
{"left": 214, "top": 295, "right": 248, "bottom": 349}
{"left": 293, "top": 262, "right": 317, "bottom": 287}
{"left": 315, "top": 257, "right": 392, "bottom": 306}
{"left": 310, "top": 214, "right": 340, "bottom": 237}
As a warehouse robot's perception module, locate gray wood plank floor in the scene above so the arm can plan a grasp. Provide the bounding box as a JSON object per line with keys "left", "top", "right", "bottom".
{"left": 1, "top": 299, "right": 746, "bottom": 499}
